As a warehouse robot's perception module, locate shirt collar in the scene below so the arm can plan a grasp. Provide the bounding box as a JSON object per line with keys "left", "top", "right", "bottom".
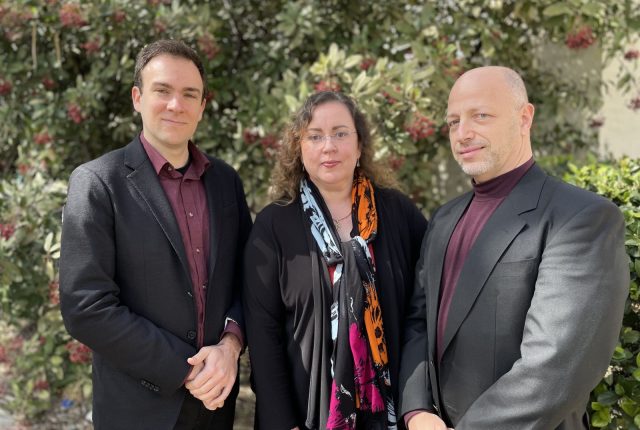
{"left": 139, "top": 132, "right": 210, "bottom": 178}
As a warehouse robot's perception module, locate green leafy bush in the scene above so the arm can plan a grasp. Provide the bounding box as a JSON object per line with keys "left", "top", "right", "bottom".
{"left": 0, "top": 0, "right": 638, "bottom": 424}
{"left": 565, "top": 158, "right": 640, "bottom": 429}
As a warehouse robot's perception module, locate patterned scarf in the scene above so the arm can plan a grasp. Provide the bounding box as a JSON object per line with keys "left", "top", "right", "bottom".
{"left": 300, "top": 175, "right": 396, "bottom": 430}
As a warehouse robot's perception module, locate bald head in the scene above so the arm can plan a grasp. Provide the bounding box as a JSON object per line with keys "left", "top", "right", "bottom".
{"left": 446, "top": 65, "right": 535, "bottom": 183}
{"left": 451, "top": 66, "right": 528, "bottom": 112}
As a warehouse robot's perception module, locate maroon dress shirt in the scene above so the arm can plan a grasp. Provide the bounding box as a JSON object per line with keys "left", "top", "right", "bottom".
{"left": 140, "top": 134, "right": 243, "bottom": 351}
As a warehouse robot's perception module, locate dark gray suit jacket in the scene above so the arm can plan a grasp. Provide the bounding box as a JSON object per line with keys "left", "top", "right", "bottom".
{"left": 59, "top": 136, "right": 252, "bottom": 430}
{"left": 399, "top": 164, "right": 628, "bottom": 429}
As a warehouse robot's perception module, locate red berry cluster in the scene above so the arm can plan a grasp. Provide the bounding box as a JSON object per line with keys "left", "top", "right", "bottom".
{"left": 112, "top": 9, "right": 126, "bottom": 23}
{"left": 259, "top": 134, "right": 279, "bottom": 150}
{"left": 18, "top": 164, "right": 30, "bottom": 175}
{"left": 34, "top": 379, "right": 49, "bottom": 391}
{"left": 81, "top": 39, "right": 101, "bottom": 54}
{"left": 49, "top": 281, "right": 60, "bottom": 306}
{"left": 35, "top": 132, "right": 53, "bottom": 145}
{"left": 67, "top": 103, "right": 85, "bottom": 124}
{"left": 388, "top": 156, "right": 405, "bottom": 171}
{"left": 242, "top": 129, "right": 260, "bottom": 145}
{"left": 624, "top": 49, "right": 639, "bottom": 60}
{"left": 405, "top": 114, "right": 435, "bottom": 142}
{"left": 65, "top": 341, "right": 92, "bottom": 364}
{"left": 0, "top": 78, "right": 12, "bottom": 96}
{"left": 42, "top": 76, "right": 57, "bottom": 90}
{"left": 154, "top": 19, "right": 167, "bottom": 33}
{"left": 59, "top": 3, "right": 87, "bottom": 28}
{"left": 198, "top": 34, "right": 220, "bottom": 61}
{"left": 0, "top": 223, "right": 15, "bottom": 240}
{"left": 565, "top": 27, "right": 596, "bottom": 50}
{"left": 360, "top": 58, "right": 376, "bottom": 71}
{"left": 314, "top": 80, "right": 341, "bottom": 93}
{"left": 629, "top": 96, "right": 640, "bottom": 111}
{"left": 8, "top": 336, "right": 23, "bottom": 352}
{"left": 381, "top": 91, "right": 397, "bottom": 105}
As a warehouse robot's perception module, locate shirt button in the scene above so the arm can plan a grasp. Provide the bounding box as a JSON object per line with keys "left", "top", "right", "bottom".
{"left": 188, "top": 212, "right": 193, "bottom": 217}
{"left": 196, "top": 248, "right": 200, "bottom": 253}
{"left": 202, "top": 284, "right": 206, "bottom": 289}
{"left": 186, "top": 331, "right": 196, "bottom": 340}
{"left": 167, "top": 166, "right": 173, "bottom": 171}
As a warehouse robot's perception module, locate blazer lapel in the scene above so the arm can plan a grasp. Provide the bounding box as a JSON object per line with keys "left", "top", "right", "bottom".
{"left": 124, "top": 138, "right": 192, "bottom": 284}
{"left": 440, "top": 165, "right": 547, "bottom": 357}
{"left": 427, "top": 193, "right": 473, "bottom": 355}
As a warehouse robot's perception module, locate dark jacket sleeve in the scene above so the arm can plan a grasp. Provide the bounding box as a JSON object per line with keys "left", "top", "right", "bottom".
{"left": 243, "top": 210, "right": 300, "bottom": 429}
{"left": 223, "top": 170, "right": 253, "bottom": 340}
{"left": 398, "top": 205, "right": 437, "bottom": 416}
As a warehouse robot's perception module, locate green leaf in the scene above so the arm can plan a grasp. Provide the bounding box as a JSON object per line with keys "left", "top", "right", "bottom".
{"left": 590, "top": 407, "right": 611, "bottom": 427}
{"left": 620, "top": 396, "right": 639, "bottom": 416}
{"left": 596, "top": 391, "right": 618, "bottom": 406}
{"left": 351, "top": 71, "right": 369, "bottom": 95}
{"left": 582, "top": 2, "right": 604, "bottom": 18}
{"left": 543, "top": 2, "right": 573, "bottom": 17}
{"left": 623, "top": 329, "right": 640, "bottom": 344}
{"left": 344, "top": 54, "right": 363, "bottom": 70}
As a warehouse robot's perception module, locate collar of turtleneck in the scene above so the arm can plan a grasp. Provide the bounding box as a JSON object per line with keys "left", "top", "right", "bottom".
{"left": 472, "top": 157, "right": 535, "bottom": 201}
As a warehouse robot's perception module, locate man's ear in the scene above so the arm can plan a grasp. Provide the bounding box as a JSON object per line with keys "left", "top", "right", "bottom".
{"left": 520, "top": 102, "right": 535, "bottom": 134}
{"left": 132, "top": 86, "right": 142, "bottom": 112}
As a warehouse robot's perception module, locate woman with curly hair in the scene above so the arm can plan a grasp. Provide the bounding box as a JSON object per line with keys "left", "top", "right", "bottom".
{"left": 244, "top": 91, "right": 428, "bottom": 430}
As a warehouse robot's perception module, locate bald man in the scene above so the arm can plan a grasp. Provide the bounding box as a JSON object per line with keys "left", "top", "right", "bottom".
{"left": 398, "top": 66, "right": 628, "bottom": 430}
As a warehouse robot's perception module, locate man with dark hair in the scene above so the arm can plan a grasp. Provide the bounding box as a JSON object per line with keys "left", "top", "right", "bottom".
{"left": 60, "top": 39, "right": 251, "bottom": 429}
{"left": 399, "top": 66, "right": 628, "bottom": 430}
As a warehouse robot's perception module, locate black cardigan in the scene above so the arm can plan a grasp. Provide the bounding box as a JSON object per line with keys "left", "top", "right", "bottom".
{"left": 243, "top": 187, "right": 428, "bottom": 429}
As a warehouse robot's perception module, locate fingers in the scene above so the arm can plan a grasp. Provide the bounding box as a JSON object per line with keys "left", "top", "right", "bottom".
{"left": 203, "top": 397, "right": 224, "bottom": 410}
{"left": 187, "top": 346, "right": 210, "bottom": 367}
{"left": 185, "top": 362, "right": 204, "bottom": 383}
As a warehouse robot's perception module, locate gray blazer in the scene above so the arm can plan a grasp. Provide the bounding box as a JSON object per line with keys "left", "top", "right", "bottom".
{"left": 59, "top": 136, "right": 252, "bottom": 430}
{"left": 399, "top": 164, "right": 628, "bottom": 430}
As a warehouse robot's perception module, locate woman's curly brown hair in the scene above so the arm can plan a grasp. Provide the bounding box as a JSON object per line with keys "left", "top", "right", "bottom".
{"left": 270, "top": 91, "right": 397, "bottom": 203}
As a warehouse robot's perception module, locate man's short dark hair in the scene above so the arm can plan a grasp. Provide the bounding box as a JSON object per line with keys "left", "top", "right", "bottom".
{"left": 133, "top": 39, "right": 207, "bottom": 100}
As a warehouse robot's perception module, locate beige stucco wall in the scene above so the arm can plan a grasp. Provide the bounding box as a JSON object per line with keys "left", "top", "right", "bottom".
{"left": 599, "top": 44, "right": 640, "bottom": 158}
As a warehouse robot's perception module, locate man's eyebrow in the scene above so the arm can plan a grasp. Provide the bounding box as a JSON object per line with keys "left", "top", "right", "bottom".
{"left": 183, "top": 87, "right": 202, "bottom": 94}
{"left": 150, "top": 82, "right": 202, "bottom": 95}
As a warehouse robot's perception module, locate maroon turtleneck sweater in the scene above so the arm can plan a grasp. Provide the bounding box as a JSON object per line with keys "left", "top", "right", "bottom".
{"left": 436, "top": 158, "right": 535, "bottom": 362}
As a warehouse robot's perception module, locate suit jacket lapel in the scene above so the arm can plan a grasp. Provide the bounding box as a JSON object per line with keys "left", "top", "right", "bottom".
{"left": 124, "top": 137, "right": 192, "bottom": 285}
{"left": 428, "top": 193, "right": 473, "bottom": 355}
{"left": 440, "top": 165, "right": 547, "bottom": 357}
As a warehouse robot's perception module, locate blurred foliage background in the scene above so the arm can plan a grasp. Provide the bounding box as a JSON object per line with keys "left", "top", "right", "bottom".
{"left": 0, "top": 0, "right": 639, "bottom": 427}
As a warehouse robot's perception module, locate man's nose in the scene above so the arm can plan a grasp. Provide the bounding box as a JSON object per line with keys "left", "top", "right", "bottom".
{"left": 167, "top": 96, "right": 184, "bottom": 112}
{"left": 455, "top": 120, "right": 474, "bottom": 142}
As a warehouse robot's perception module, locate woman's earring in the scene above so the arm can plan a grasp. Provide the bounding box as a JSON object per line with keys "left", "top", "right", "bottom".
{"left": 356, "top": 158, "right": 360, "bottom": 167}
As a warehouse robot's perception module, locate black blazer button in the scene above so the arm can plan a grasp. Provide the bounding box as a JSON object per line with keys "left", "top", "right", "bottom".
{"left": 187, "top": 330, "right": 196, "bottom": 340}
